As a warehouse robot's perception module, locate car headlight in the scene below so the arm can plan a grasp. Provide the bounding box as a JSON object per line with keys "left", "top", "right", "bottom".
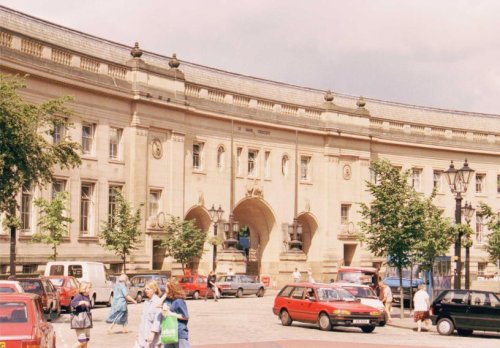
{"left": 370, "top": 311, "right": 381, "bottom": 316}
{"left": 332, "top": 309, "right": 351, "bottom": 315}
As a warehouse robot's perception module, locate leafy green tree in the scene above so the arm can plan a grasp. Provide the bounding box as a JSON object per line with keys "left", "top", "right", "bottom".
{"left": 478, "top": 203, "right": 500, "bottom": 263}
{"left": 161, "top": 216, "right": 206, "bottom": 273}
{"left": 31, "top": 191, "right": 73, "bottom": 260}
{"left": 358, "top": 159, "right": 425, "bottom": 317}
{"left": 100, "top": 189, "right": 143, "bottom": 273}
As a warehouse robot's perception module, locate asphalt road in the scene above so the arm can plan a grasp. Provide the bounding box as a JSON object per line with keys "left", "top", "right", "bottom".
{"left": 50, "top": 291, "right": 499, "bottom": 348}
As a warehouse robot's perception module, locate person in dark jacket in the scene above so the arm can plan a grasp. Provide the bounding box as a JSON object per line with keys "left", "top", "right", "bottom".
{"left": 162, "top": 278, "right": 191, "bottom": 348}
{"left": 204, "top": 271, "right": 218, "bottom": 302}
{"left": 70, "top": 281, "right": 92, "bottom": 348}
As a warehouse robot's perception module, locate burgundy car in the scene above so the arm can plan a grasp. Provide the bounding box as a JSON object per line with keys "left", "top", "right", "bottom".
{"left": 17, "top": 277, "right": 61, "bottom": 320}
{"left": 47, "top": 275, "right": 79, "bottom": 311}
{"left": 0, "top": 293, "right": 56, "bottom": 347}
{"left": 273, "top": 282, "right": 384, "bottom": 333}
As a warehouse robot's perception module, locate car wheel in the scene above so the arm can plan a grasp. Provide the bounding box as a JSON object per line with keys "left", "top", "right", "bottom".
{"left": 280, "top": 309, "right": 292, "bottom": 326}
{"left": 193, "top": 291, "right": 200, "bottom": 300}
{"left": 136, "top": 292, "right": 143, "bottom": 303}
{"left": 236, "top": 288, "right": 243, "bottom": 298}
{"left": 457, "top": 328, "right": 473, "bottom": 336}
{"left": 361, "top": 326, "right": 376, "bottom": 333}
{"left": 107, "top": 293, "right": 113, "bottom": 307}
{"left": 256, "top": 288, "right": 265, "bottom": 297}
{"left": 437, "top": 318, "right": 454, "bottom": 335}
{"left": 318, "top": 312, "right": 332, "bottom": 331}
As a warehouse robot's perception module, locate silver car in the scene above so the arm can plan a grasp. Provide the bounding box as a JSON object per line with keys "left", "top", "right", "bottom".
{"left": 216, "top": 275, "right": 265, "bottom": 298}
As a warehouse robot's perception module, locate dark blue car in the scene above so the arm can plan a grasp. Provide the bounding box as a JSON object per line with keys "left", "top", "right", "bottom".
{"left": 383, "top": 276, "right": 424, "bottom": 304}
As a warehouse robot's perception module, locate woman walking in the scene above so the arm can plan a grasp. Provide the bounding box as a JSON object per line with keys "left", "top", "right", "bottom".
{"left": 413, "top": 284, "right": 431, "bottom": 332}
{"left": 70, "top": 281, "right": 92, "bottom": 348}
{"left": 136, "top": 280, "right": 162, "bottom": 347}
{"left": 162, "top": 278, "right": 191, "bottom": 348}
{"left": 106, "top": 274, "right": 137, "bottom": 334}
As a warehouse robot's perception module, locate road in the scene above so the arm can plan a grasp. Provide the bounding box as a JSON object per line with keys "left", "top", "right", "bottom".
{"left": 51, "top": 291, "right": 499, "bottom": 348}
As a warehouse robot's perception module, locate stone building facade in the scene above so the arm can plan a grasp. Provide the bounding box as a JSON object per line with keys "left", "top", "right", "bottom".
{"left": 1, "top": 6, "right": 499, "bottom": 286}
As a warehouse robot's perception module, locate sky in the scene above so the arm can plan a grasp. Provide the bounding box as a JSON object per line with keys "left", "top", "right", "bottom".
{"left": 1, "top": 0, "right": 499, "bottom": 115}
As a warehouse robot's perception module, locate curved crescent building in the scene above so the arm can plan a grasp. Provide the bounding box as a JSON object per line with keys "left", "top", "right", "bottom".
{"left": 1, "top": 6, "right": 499, "bottom": 286}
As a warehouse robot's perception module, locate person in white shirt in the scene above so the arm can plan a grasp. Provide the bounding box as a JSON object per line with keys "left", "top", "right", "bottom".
{"left": 413, "top": 284, "right": 431, "bottom": 332}
{"left": 227, "top": 268, "right": 235, "bottom": 276}
{"left": 307, "top": 269, "right": 315, "bottom": 283}
{"left": 292, "top": 268, "right": 301, "bottom": 283}
{"left": 379, "top": 281, "right": 393, "bottom": 323}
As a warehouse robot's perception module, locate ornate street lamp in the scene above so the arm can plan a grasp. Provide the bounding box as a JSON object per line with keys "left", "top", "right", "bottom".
{"left": 223, "top": 214, "right": 240, "bottom": 250}
{"left": 288, "top": 218, "right": 303, "bottom": 252}
{"left": 208, "top": 204, "right": 224, "bottom": 271}
{"left": 462, "top": 201, "right": 475, "bottom": 290}
{"left": 444, "top": 159, "right": 474, "bottom": 289}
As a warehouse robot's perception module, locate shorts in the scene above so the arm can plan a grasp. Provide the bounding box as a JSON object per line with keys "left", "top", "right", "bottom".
{"left": 413, "top": 311, "right": 430, "bottom": 322}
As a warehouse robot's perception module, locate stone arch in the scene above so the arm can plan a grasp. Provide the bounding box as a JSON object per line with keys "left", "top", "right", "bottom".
{"left": 297, "top": 211, "right": 319, "bottom": 256}
{"left": 184, "top": 205, "right": 212, "bottom": 273}
{"left": 233, "top": 197, "right": 277, "bottom": 275}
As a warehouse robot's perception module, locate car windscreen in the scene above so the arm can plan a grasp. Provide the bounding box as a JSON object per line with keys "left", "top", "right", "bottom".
{"left": 0, "top": 302, "right": 28, "bottom": 323}
{"left": 343, "top": 286, "right": 377, "bottom": 298}
{"left": 49, "top": 278, "right": 64, "bottom": 287}
{"left": 18, "top": 280, "right": 43, "bottom": 295}
{"left": 337, "top": 272, "right": 375, "bottom": 286}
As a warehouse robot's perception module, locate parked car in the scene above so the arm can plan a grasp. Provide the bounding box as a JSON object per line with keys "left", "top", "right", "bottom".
{"left": 383, "top": 276, "right": 424, "bottom": 306}
{"left": 44, "top": 261, "right": 114, "bottom": 307}
{"left": 336, "top": 267, "right": 380, "bottom": 295}
{"left": 0, "top": 280, "right": 25, "bottom": 293}
{"left": 216, "top": 275, "right": 265, "bottom": 298}
{"left": 0, "top": 293, "right": 56, "bottom": 347}
{"left": 430, "top": 289, "right": 500, "bottom": 336}
{"left": 129, "top": 274, "right": 169, "bottom": 302}
{"left": 334, "top": 282, "right": 386, "bottom": 326}
{"left": 273, "top": 282, "right": 384, "bottom": 333}
{"left": 179, "top": 274, "right": 208, "bottom": 300}
{"left": 47, "top": 275, "right": 79, "bottom": 312}
{"left": 17, "top": 277, "right": 61, "bottom": 321}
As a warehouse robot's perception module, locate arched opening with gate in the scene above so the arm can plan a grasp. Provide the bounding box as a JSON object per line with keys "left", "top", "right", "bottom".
{"left": 233, "top": 197, "right": 276, "bottom": 277}
{"left": 183, "top": 206, "right": 211, "bottom": 274}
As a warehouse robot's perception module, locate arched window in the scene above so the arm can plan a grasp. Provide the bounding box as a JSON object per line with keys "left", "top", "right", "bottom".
{"left": 282, "top": 155, "right": 289, "bottom": 176}
{"left": 217, "top": 146, "right": 225, "bottom": 169}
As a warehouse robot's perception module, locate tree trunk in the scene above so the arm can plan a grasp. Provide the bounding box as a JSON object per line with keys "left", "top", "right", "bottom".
{"left": 52, "top": 244, "right": 57, "bottom": 261}
{"left": 399, "top": 267, "right": 404, "bottom": 319}
{"left": 122, "top": 254, "right": 126, "bottom": 274}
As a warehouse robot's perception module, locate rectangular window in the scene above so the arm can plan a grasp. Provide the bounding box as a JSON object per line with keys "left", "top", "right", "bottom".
{"left": 248, "top": 149, "right": 258, "bottom": 177}
{"left": 52, "top": 179, "right": 66, "bottom": 199}
{"left": 80, "top": 183, "right": 94, "bottom": 235}
{"left": 412, "top": 168, "right": 422, "bottom": 192}
{"left": 192, "top": 142, "right": 203, "bottom": 170}
{"left": 478, "top": 262, "right": 487, "bottom": 276}
{"left": 149, "top": 190, "right": 161, "bottom": 218}
{"left": 497, "top": 174, "right": 500, "bottom": 194}
{"left": 475, "top": 174, "right": 485, "bottom": 194}
{"left": 236, "top": 147, "right": 243, "bottom": 176}
{"left": 475, "top": 213, "right": 484, "bottom": 243}
{"left": 433, "top": 170, "right": 442, "bottom": 192}
{"left": 341, "top": 204, "right": 350, "bottom": 225}
{"left": 300, "top": 156, "right": 311, "bottom": 181}
{"left": 108, "top": 186, "right": 122, "bottom": 218}
{"left": 53, "top": 123, "right": 65, "bottom": 144}
{"left": 82, "top": 123, "right": 95, "bottom": 155}
{"left": 264, "top": 151, "right": 271, "bottom": 179}
{"left": 109, "top": 127, "right": 122, "bottom": 160}
{"left": 21, "top": 185, "right": 33, "bottom": 230}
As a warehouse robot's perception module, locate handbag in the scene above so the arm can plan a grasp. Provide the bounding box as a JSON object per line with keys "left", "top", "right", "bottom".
{"left": 160, "top": 315, "right": 178, "bottom": 344}
{"left": 70, "top": 310, "right": 93, "bottom": 329}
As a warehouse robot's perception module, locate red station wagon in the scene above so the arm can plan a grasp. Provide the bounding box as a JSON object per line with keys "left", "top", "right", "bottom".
{"left": 273, "top": 283, "right": 384, "bottom": 333}
{"left": 0, "top": 293, "right": 56, "bottom": 348}
{"left": 179, "top": 275, "right": 208, "bottom": 300}
{"left": 47, "top": 275, "right": 79, "bottom": 311}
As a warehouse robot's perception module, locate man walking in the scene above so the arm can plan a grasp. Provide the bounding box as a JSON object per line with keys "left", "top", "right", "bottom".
{"left": 205, "top": 270, "right": 219, "bottom": 302}
{"left": 292, "top": 268, "right": 301, "bottom": 283}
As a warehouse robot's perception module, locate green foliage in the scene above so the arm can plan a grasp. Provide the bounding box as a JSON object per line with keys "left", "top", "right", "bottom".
{"left": 0, "top": 74, "right": 81, "bottom": 218}
{"left": 31, "top": 191, "right": 73, "bottom": 260}
{"left": 161, "top": 216, "right": 206, "bottom": 271}
{"left": 100, "top": 189, "right": 143, "bottom": 271}
{"left": 478, "top": 203, "right": 500, "bottom": 263}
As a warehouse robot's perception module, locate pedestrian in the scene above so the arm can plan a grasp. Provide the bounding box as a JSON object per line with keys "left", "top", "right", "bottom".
{"left": 106, "top": 273, "right": 137, "bottom": 334}
{"left": 292, "top": 268, "right": 301, "bottom": 283}
{"left": 136, "top": 280, "right": 162, "bottom": 347}
{"left": 70, "top": 281, "right": 92, "bottom": 348}
{"left": 204, "top": 271, "right": 219, "bottom": 301}
{"left": 379, "top": 281, "right": 393, "bottom": 323}
{"left": 413, "top": 284, "right": 431, "bottom": 332}
{"left": 162, "top": 278, "right": 191, "bottom": 348}
{"left": 227, "top": 267, "right": 235, "bottom": 277}
{"left": 307, "top": 268, "right": 315, "bottom": 283}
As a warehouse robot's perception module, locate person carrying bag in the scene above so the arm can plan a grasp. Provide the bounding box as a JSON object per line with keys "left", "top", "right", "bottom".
{"left": 160, "top": 314, "right": 178, "bottom": 344}
{"left": 70, "top": 281, "right": 93, "bottom": 348}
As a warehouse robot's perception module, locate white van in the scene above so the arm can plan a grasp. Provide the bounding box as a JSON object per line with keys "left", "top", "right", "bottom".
{"left": 44, "top": 261, "right": 114, "bottom": 307}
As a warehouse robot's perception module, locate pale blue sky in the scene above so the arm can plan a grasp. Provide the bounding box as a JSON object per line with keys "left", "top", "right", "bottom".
{"left": 1, "top": 0, "right": 499, "bottom": 115}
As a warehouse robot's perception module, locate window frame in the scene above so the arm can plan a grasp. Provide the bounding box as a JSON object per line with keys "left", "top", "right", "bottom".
{"left": 149, "top": 190, "right": 161, "bottom": 219}
{"left": 475, "top": 174, "right": 485, "bottom": 194}
{"left": 82, "top": 123, "right": 95, "bottom": 155}
{"left": 21, "top": 185, "right": 33, "bottom": 231}
{"left": 247, "top": 149, "right": 259, "bottom": 177}
{"left": 109, "top": 127, "right": 123, "bottom": 160}
{"left": 192, "top": 142, "right": 204, "bottom": 171}
{"left": 300, "top": 155, "right": 311, "bottom": 181}
{"left": 80, "top": 183, "right": 95, "bottom": 235}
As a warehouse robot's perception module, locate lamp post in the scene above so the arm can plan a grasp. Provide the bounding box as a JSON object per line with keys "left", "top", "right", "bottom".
{"left": 462, "top": 201, "right": 475, "bottom": 290}
{"left": 223, "top": 214, "right": 240, "bottom": 250}
{"left": 208, "top": 204, "right": 224, "bottom": 271}
{"left": 288, "top": 218, "right": 303, "bottom": 252}
{"left": 444, "top": 159, "right": 474, "bottom": 289}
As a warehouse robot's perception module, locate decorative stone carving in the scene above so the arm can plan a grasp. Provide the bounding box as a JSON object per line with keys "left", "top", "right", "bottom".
{"left": 342, "top": 164, "right": 352, "bottom": 180}
{"left": 152, "top": 138, "right": 162, "bottom": 159}
{"left": 246, "top": 180, "right": 263, "bottom": 198}
{"left": 130, "top": 42, "right": 143, "bottom": 58}
{"left": 356, "top": 96, "right": 366, "bottom": 108}
{"left": 324, "top": 90, "right": 334, "bottom": 102}
{"left": 169, "top": 53, "right": 180, "bottom": 68}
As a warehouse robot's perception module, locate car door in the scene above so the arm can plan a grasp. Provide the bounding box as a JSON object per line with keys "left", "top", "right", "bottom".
{"left": 288, "top": 286, "right": 306, "bottom": 321}
{"left": 468, "top": 291, "right": 499, "bottom": 331}
{"left": 302, "top": 287, "right": 321, "bottom": 323}
{"left": 438, "top": 290, "right": 470, "bottom": 328}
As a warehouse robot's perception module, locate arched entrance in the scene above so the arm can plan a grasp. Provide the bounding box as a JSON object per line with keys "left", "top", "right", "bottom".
{"left": 184, "top": 206, "right": 211, "bottom": 273}
{"left": 296, "top": 212, "right": 318, "bottom": 256}
{"left": 233, "top": 197, "right": 276, "bottom": 276}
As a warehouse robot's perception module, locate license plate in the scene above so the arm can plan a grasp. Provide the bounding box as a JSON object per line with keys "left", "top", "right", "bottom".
{"left": 353, "top": 319, "right": 369, "bottom": 324}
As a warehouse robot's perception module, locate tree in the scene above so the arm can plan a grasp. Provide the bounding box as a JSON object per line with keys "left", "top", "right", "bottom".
{"left": 100, "top": 189, "right": 143, "bottom": 273}
{"left": 161, "top": 216, "right": 206, "bottom": 273}
{"left": 358, "top": 159, "right": 426, "bottom": 317}
{"left": 478, "top": 203, "right": 500, "bottom": 264}
{"left": 31, "top": 191, "right": 73, "bottom": 260}
{"left": 0, "top": 74, "right": 81, "bottom": 275}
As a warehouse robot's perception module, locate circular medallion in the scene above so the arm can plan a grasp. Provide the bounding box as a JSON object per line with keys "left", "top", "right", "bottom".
{"left": 152, "top": 138, "right": 162, "bottom": 159}
{"left": 343, "top": 164, "right": 352, "bottom": 180}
